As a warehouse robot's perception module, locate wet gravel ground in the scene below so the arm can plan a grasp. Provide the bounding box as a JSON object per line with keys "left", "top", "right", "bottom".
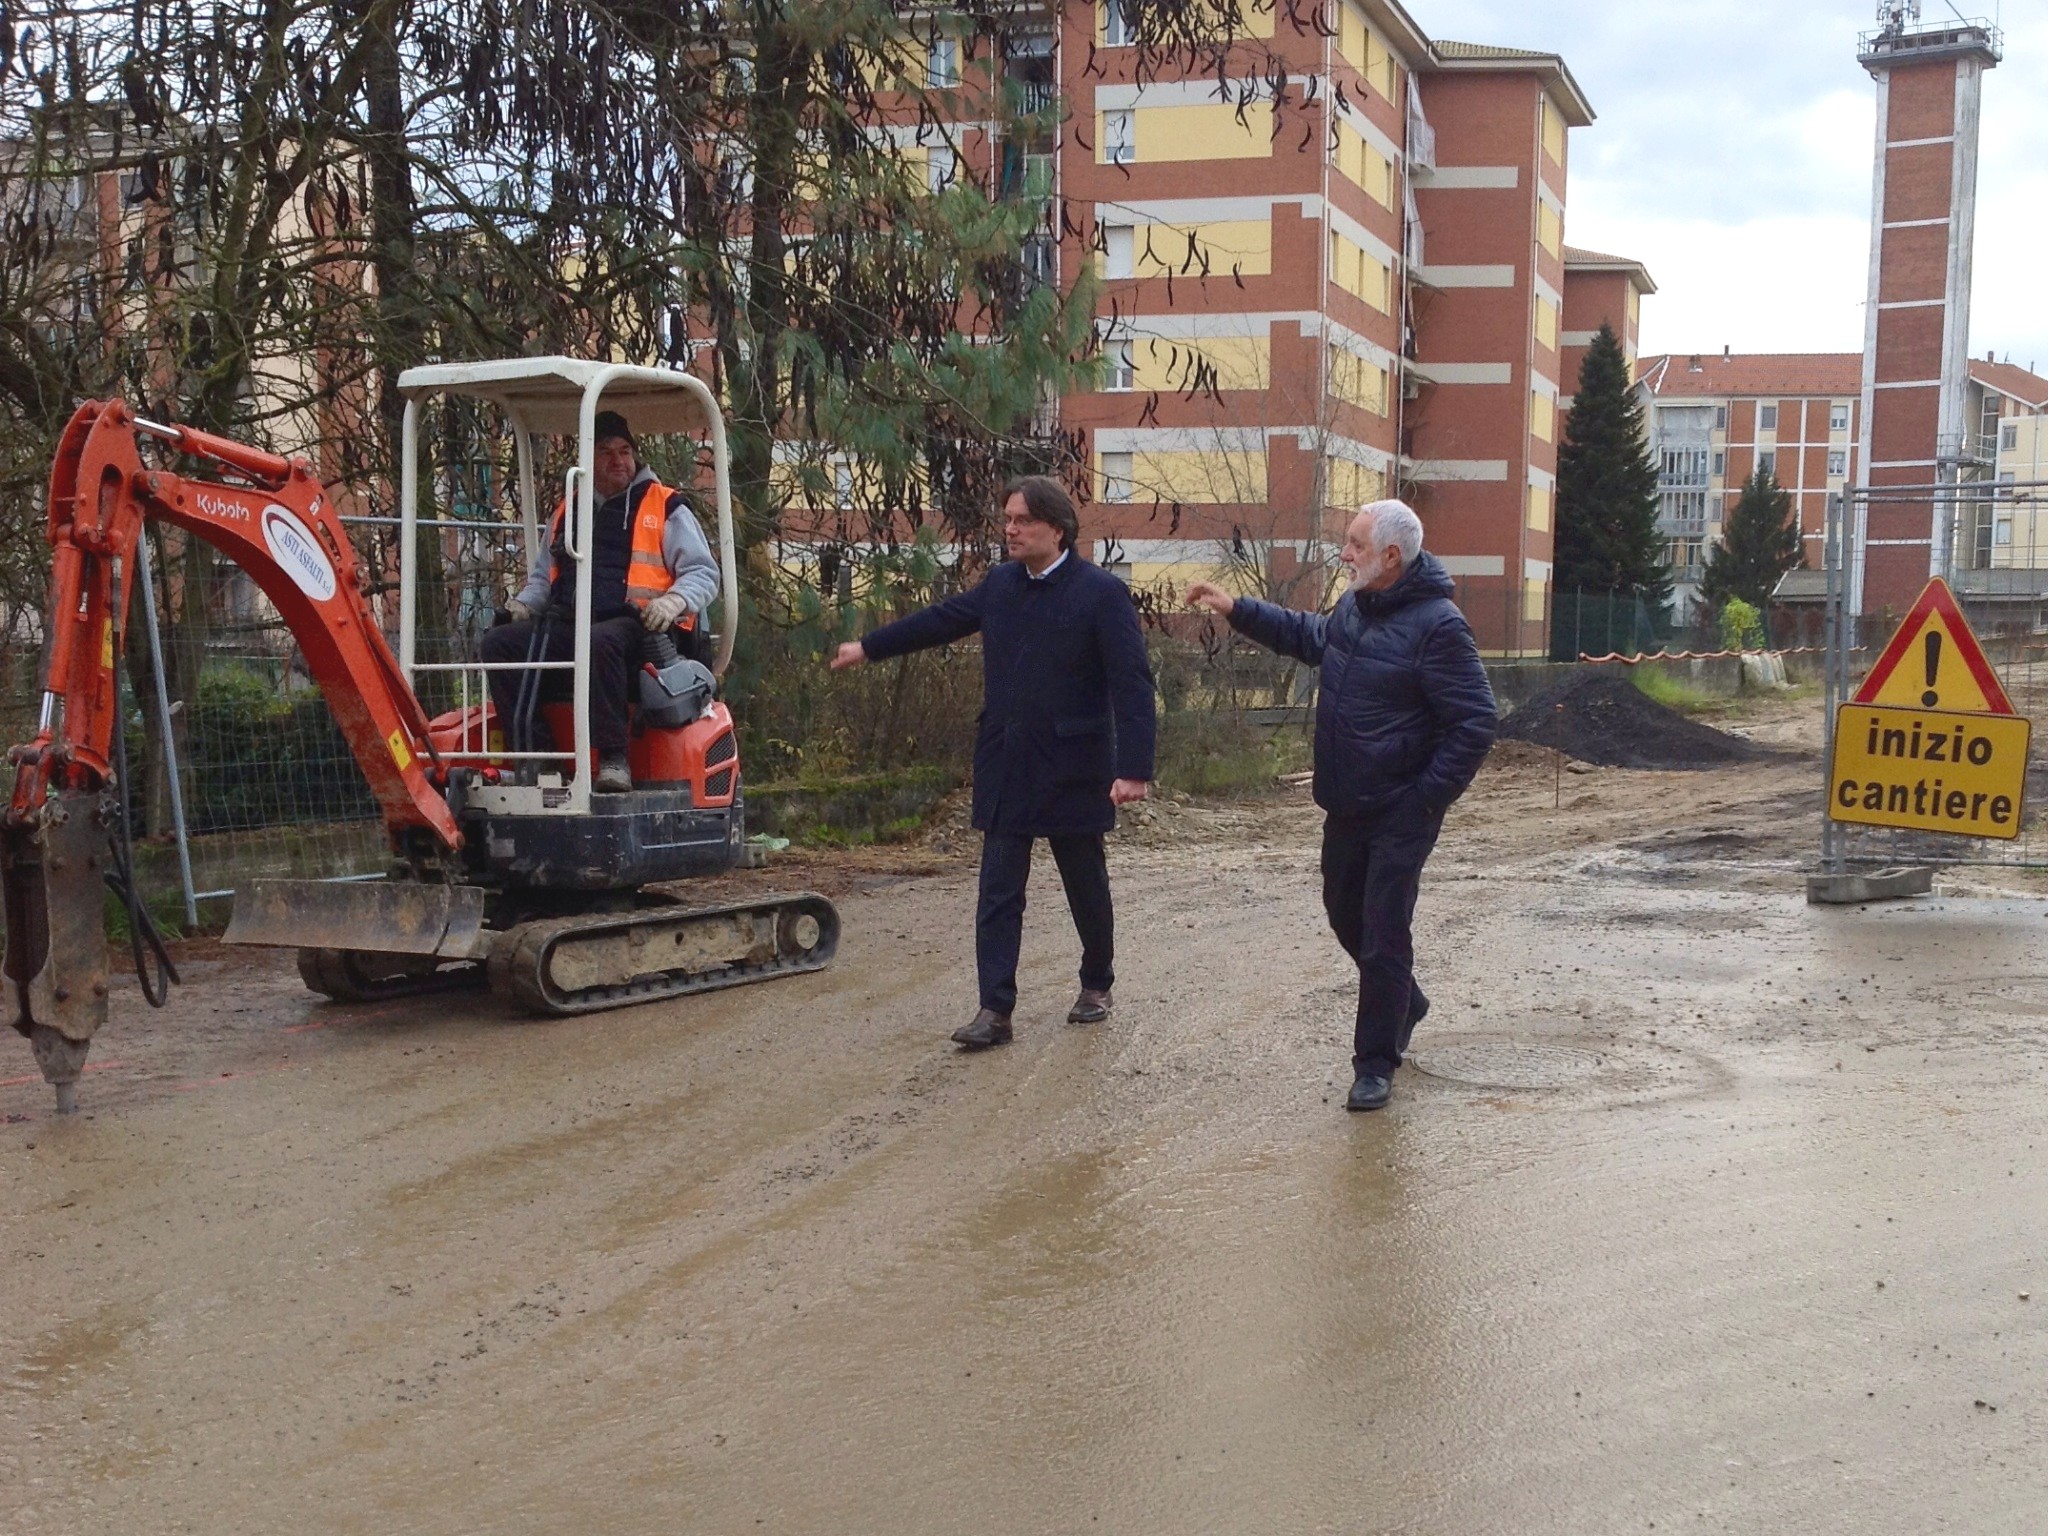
{"left": 6, "top": 695, "right": 2048, "bottom": 1534}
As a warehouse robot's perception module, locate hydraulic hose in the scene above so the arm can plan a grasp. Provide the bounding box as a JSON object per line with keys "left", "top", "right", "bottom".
{"left": 108, "top": 661, "right": 179, "bottom": 1007}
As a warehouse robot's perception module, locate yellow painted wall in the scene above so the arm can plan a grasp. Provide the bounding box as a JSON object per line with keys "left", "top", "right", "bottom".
{"left": 1126, "top": 560, "right": 1243, "bottom": 592}
{"left": 1538, "top": 202, "right": 1562, "bottom": 257}
{"left": 1129, "top": 334, "right": 1272, "bottom": 393}
{"left": 1111, "top": 218, "right": 1273, "bottom": 279}
{"left": 1524, "top": 579, "right": 1547, "bottom": 622}
{"left": 1333, "top": 123, "right": 1396, "bottom": 211}
{"left": 1540, "top": 96, "right": 1566, "bottom": 165}
{"left": 856, "top": 35, "right": 928, "bottom": 91}
{"left": 1326, "top": 456, "right": 1387, "bottom": 510}
{"left": 1534, "top": 294, "right": 1558, "bottom": 350}
{"left": 1202, "top": 0, "right": 1275, "bottom": 39}
{"left": 1526, "top": 482, "right": 1552, "bottom": 532}
{"left": 1128, "top": 448, "right": 1268, "bottom": 503}
{"left": 1330, "top": 350, "right": 1389, "bottom": 416}
{"left": 1530, "top": 390, "right": 1554, "bottom": 443}
{"left": 1328, "top": 232, "right": 1391, "bottom": 313}
{"left": 1100, "top": 102, "right": 1273, "bottom": 163}
{"left": 1336, "top": 5, "right": 1399, "bottom": 100}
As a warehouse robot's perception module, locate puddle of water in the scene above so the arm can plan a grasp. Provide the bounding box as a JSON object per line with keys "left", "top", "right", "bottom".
{"left": 1412, "top": 1041, "right": 1606, "bottom": 1089}
{"left": 7, "top": 1306, "right": 143, "bottom": 1396}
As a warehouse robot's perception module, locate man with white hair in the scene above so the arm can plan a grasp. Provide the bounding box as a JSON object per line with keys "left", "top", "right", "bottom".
{"left": 1187, "top": 500, "right": 1496, "bottom": 1111}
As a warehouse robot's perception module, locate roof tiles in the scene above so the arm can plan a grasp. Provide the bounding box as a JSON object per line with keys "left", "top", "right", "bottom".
{"left": 1638, "top": 353, "right": 1862, "bottom": 399}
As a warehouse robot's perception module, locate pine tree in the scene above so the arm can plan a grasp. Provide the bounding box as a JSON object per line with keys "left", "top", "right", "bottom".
{"left": 1555, "top": 323, "right": 1672, "bottom": 614}
{"left": 1701, "top": 466, "right": 1803, "bottom": 613}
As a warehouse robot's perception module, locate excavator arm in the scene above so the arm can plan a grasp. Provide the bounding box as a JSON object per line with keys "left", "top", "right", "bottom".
{"left": 3, "top": 399, "right": 460, "bottom": 1108}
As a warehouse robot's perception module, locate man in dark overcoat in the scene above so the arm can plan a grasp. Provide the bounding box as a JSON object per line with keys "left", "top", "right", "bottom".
{"left": 1188, "top": 499, "right": 1495, "bottom": 1111}
{"left": 832, "top": 476, "right": 1156, "bottom": 1049}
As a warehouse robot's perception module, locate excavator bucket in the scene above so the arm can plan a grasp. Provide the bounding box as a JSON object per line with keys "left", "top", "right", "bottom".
{"left": 225, "top": 879, "right": 486, "bottom": 960}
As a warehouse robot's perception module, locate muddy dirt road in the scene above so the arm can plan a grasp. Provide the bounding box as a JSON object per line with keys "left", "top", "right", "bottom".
{"left": 6, "top": 697, "right": 2048, "bottom": 1533}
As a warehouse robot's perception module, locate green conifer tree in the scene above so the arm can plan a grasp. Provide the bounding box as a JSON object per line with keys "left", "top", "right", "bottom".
{"left": 1701, "top": 466, "right": 1803, "bottom": 613}
{"left": 1555, "top": 323, "right": 1672, "bottom": 614}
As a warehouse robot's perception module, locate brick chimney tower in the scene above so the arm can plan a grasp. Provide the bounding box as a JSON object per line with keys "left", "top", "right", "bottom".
{"left": 1852, "top": 2, "right": 2001, "bottom": 615}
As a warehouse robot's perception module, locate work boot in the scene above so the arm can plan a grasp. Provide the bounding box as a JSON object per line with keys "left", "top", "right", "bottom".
{"left": 1067, "top": 988, "right": 1112, "bottom": 1024}
{"left": 595, "top": 756, "right": 634, "bottom": 793}
{"left": 951, "top": 1009, "right": 1013, "bottom": 1050}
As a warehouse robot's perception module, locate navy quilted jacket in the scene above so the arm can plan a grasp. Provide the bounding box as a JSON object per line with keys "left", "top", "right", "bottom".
{"left": 1228, "top": 552, "right": 1497, "bottom": 818}
{"left": 859, "top": 555, "right": 1156, "bottom": 836}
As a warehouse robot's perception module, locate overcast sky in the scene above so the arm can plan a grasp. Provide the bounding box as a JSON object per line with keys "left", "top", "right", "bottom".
{"left": 1414, "top": 0, "right": 2046, "bottom": 371}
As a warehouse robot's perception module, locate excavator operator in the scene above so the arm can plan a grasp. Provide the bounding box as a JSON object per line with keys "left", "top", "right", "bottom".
{"left": 480, "top": 410, "right": 720, "bottom": 792}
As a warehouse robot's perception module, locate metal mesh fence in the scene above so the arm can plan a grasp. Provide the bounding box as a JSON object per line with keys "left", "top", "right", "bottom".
{"left": 1430, "top": 575, "right": 1559, "bottom": 661}
{"left": 116, "top": 505, "right": 531, "bottom": 911}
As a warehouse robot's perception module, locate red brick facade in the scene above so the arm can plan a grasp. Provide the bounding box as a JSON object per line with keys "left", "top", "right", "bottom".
{"left": 1854, "top": 19, "right": 2001, "bottom": 612}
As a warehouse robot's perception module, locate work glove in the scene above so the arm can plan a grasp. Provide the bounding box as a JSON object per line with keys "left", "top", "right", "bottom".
{"left": 642, "top": 590, "right": 689, "bottom": 632}
{"left": 507, "top": 598, "right": 534, "bottom": 624}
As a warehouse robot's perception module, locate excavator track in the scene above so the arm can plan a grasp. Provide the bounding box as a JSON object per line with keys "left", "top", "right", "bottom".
{"left": 485, "top": 892, "right": 840, "bottom": 1016}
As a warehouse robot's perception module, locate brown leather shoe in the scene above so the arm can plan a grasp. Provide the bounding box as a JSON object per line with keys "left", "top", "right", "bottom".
{"left": 1067, "top": 988, "right": 1112, "bottom": 1024}
{"left": 951, "top": 1009, "right": 1013, "bottom": 1049}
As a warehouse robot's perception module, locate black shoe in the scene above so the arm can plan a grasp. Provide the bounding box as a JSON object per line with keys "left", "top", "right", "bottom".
{"left": 595, "top": 756, "right": 633, "bottom": 793}
{"left": 1067, "top": 988, "right": 1112, "bottom": 1024}
{"left": 1346, "top": 1073, "right": 1392, "bottom": 1112}
{"left": 1397, "top": 992, "right": 1431, "bottom": 1059}
{"left": 951, "top": 1009, "right": 1013, "bottom": 1050}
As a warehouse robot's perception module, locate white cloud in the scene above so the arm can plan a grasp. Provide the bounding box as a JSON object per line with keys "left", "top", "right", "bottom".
{"left": 1599, "top": 214, "right": 1874, "bottom": 357}
{"left": 1412, "top": 0, "right": 2048, "bottom": 368}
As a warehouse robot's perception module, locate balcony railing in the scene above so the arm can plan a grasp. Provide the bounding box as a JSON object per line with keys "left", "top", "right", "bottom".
{"left": 1857, "top": 20, "right": 2002, "bottom": 65}
{"left": 1937, "top": 432, "right": 1998, "bottom": 469}
{"left": 1405, "top": 89, "right": 1435, "bottom": 171}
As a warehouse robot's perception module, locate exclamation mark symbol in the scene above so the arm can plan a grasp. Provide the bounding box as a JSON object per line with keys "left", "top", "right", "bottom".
{"left": 1922, "top": 631, "right": 1941, "bottom": 707}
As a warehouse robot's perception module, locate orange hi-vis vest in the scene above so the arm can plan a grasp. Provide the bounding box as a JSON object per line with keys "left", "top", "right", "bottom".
{"left": 545, "top": 479, "right": 695, "bottom": 627}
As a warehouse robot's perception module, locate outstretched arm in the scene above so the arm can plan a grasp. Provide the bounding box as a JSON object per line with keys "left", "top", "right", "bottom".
{"left": 1212, "top": 589, "right": 1327, "bottom": 663}
{"left": 831, "top": 580, "right": 989, "bottom": 669}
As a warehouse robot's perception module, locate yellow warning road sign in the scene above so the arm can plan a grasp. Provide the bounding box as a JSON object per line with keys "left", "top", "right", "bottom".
{"left": 1829, "top": 703, "right": 2030, "bottom": 839}
{"left": 1852, "top": 577, "right": 2013, "bottom": 714}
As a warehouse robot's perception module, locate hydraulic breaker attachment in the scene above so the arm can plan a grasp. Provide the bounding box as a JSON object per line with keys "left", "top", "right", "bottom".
{"left": 2, "top": 794, "right": 114, "bottom": 1113}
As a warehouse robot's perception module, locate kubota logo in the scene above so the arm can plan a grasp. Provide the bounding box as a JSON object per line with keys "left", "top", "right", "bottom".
{"left": 260, "top": 505, "right": 338, "bottom": 602}
{"left": 194, "top": 490, "right": 251, "bottom": 521}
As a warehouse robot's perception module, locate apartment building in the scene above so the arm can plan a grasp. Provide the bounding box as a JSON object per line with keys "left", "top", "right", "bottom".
{"left": 1560, "top": 245, "right": 1654, "bottom": 404}
{"left": 1636, "top": 352, "right": 1862, "bottom": 621}
{"left": 1638, "top": 351, "right": 2048, "bottom": 621}
{"left": 1057, "top": 0, "right": 1645, "bottom": 653}
{"left": 1972, "top": 359, "right": 2048, "bottom": 571}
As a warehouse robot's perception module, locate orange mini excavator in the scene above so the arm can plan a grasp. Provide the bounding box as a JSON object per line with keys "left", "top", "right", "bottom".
{"left": 3, "top": 359, "right": 837, "bottom": 1112}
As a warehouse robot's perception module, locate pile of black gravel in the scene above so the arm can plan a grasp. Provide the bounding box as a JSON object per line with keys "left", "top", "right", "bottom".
{"left": 1496, "top": 671, "right": 1770, "bottom": 771}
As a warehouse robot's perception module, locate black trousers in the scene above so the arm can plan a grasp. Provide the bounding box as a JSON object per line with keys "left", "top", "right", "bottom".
{"left": 479, "top": 613, "right": 641, "bottom": 758}
{"left": 1321, "top": 801, "right": 1443, "bottom": 1077}
{"left": 975, "top": 832, "right": 1114, "bottom": 1015}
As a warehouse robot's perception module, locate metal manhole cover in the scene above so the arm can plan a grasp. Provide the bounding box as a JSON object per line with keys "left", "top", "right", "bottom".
{"left": 1410, "top": 1041, "right": 1605, "bottom": 1090}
